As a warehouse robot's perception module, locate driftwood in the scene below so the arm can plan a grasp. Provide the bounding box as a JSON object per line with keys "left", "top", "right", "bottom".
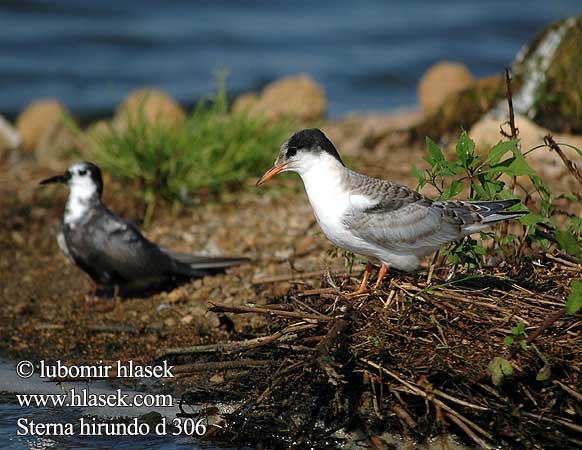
{"left": 252, "top": 270, "right": 349, "bottom": 285}
{"left": 208, "top": 302, "right": 332, "bottom": 321}
{"left": 162, "top": 322, "right": 319, "bottom": 357}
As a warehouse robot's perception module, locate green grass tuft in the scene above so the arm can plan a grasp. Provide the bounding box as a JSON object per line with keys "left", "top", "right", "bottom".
{"left": 84, "top": 78, "right": 294, "bottom": 218}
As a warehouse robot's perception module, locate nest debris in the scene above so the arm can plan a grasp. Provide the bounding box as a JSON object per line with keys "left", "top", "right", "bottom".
{"left": 162, "top": 253, "right": 581, "bottom": 449}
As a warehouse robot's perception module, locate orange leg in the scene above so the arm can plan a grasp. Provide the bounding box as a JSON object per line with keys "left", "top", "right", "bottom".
{"left": 373, "top": 263, "right": 389, "bottom": 290}
{"left": 350, "top": 262, "right": 374, "bottom": 295}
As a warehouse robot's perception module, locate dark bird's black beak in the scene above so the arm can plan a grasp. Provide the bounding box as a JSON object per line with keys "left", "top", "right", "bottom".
{"left": 39, "top": 171, "right": 71, "bottom": 185}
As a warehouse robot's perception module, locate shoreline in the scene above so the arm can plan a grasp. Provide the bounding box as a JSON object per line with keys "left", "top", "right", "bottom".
{"left": 1, "top": 126, "right": 580, "bottom": 448}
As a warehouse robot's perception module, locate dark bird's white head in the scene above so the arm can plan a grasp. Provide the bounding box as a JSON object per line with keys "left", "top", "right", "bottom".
{"left": 256, "top": 128, "right": 344, "bottom": 186}
{"left": 40, "top": 162, "right": 104, "bottom": 223}
{"left": 40, "top": 162, "right": 104, "bottom": 198}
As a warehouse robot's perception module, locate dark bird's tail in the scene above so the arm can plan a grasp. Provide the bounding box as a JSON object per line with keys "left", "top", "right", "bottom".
{"left": 162, "top": 248, "right": 250, "bottom": 277}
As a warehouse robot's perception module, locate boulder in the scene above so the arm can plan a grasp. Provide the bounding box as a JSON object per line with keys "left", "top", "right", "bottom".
{"left": 0, "top": 115, "right": 21, "bottom": 158}
{"left": 510, "top": 15, "right": 582, "bottom": 133}
{"left": 413, "top": 15, "right": 582, "bottom": 141}
{"left": 418, "top": 62, "right": 475, "bottom": 115}
{"left": 469, "top": 115, "right": 548, "bottom": 156}
{"left": 469, "top": 114, "right": 582, "bottom": 182}
{"left": 413, "top": 75, "right": 505, "bottom": 140}
{"left": 233, "top": 75, "right": 326, "bottom": 122}
{"left": 16, "top": 100, "right": 68, "bottom": 153}
{"left": 231, "top": 92, "right": 259, "bottom": 113}
{"left": 114, "top": 88, "right": 186, "bottom": 131}
{"left": 35, "top": 117, "right": 79, "bottom": 165}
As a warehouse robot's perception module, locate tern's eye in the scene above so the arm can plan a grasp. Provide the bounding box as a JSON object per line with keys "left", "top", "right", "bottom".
{"left": 286, "top": 147, "right": 297, "bottom": 158}
{"left": 79, "top": 169, "right": 87, "bottom": 176}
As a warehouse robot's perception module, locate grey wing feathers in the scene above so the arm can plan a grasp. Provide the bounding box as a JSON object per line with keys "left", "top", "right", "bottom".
{"left": 344, "top": 172, "right": 525, "bottom": 256}
{"left": 99, "top": 212, "right": 248, "bottom": 278}
{"left": 346, "top": 200, "right": 464, "bottom": 255}
{"left": 95, "top": 211, "right": 178, "bottom": 280}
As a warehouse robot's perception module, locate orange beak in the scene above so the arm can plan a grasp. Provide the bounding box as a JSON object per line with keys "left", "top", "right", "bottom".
{"left": 256, "top": 163, "right": 288, "bottom": 186}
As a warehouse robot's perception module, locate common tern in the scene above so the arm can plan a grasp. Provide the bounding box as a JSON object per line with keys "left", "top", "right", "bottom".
{"left": 257, "top": 128, "right": 526, "bottom": 294}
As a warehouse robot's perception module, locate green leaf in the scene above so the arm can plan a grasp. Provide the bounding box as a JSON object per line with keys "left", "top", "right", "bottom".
{"left": 555, "top": 230, "right": 582, "bottom": 259}
{"left": 474, "top": 245, "right": 487, "bottom": 255}
{"left": 511, "top": 322, "right": 526, "bottom": 336}
{"left": 503, "top": 336, "right": 514, "bottom": 346}
{"left": 440, "top": 180, "right": 463, "bottom": 200}
{"left": 412, "top": 165, "right": 426, "bottom": 187}
{"left": 507, "top": 157, "right": 535, "bottom": 176}
{"left": 455, "top": 130, "right": 476, "bottom": 166}
{"left": 519, "top": 214, "right": 543, "bottom": 227}
{"left": 566, "top": 281, "right": 582, "bottom": 315}
{"left": 426, "top": 137, "right": 445, "bottom": 163}
{"left": 487, "top": 140, "right": 517, "bottom": 165}
{"left": 489, "top": 153, "right": 534, "bottom": 177}
{"left": 488, "top": 356, "right": 514, "bottom": 386}
{"left": 536, "top": 364, "right": 552, "bottom": 381}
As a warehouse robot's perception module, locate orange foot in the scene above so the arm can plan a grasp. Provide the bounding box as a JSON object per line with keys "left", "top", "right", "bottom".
{"left": 347, "top": 262, "right": 373, "bottom": 297}
{"left": 373, "top": 263, "right": 389, "bottom": 290}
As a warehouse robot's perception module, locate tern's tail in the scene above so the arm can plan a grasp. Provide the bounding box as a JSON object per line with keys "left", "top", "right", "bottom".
{"left": 440, "top": 198, "right": 527, "bottom": 235}
{"left": 162, "top": 248, "right": 250, "bottom": 277}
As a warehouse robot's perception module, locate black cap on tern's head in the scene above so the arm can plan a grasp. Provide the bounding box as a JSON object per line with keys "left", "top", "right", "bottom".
{"left": 40, "top": 161, "right": 104, "bottom": 197}
{"left": 256, "top": 128, "right": 344, "bottom": 186}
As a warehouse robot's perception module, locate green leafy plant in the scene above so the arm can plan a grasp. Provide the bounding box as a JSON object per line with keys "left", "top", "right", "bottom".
{"left": 488, "top": 356, "right": 514, "bottom": 386}
{"left": 83, "top": 76, "right": 293, "bottom": 220}
{"left": 566, "top": 280, "right": 582, "bottom": 315}
{"left": 414, "top": 130, "right": 582, "bottom": 269}
{"left": 503, "top": 321, "right": 527, "bottom": 348}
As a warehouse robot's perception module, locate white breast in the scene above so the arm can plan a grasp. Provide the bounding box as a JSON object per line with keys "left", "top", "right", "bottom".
{"left": 300, "top": 160, "right": 373, "bottom": 254}
{"left": 57, "top": 229, "right": 74, "bottom": 262}
{"left": 64, "top": 190, "right": 92, "bottom": 224}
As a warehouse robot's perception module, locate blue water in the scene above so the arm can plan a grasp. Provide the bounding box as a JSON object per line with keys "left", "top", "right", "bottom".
{"left": 0, "top": 360, "right": 218, "bottom": 450}
{"left": 0, "top": 1, "right": 580, "bottom": 118}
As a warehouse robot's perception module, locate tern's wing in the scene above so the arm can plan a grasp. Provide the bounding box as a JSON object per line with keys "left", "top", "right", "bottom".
{"left": 343, "top": 174, "right": 523, "bottom": 256}
{"left": 91, "top": 208, "right": 247, "bottom": 281}
{"left": 84, "top": 209, "right": 179, "bottom": 282}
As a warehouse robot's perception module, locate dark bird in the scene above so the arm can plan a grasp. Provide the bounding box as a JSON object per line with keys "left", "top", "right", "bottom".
{"left": 257, "top": 128, "right": 526, "bottom": 294}
{"left": 40, "top": 162, "right": 248, "bottom": 296}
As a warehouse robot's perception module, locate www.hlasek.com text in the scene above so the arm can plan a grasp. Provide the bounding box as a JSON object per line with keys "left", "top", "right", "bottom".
{"left": 17, "top": 388, "right": 173, "bottom": 408}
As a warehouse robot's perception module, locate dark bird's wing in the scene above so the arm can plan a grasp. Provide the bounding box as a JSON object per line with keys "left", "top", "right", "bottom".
{"left": 69, "top": 207, "right": 178, "bottom": 284}
{"left": 65, "top": 205, "right": 249, "bottom": 285}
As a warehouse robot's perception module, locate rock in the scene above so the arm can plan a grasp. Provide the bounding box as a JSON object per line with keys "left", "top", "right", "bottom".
{"left": 36, "top": 117, "right": 79, "bottom": 165}
{"left": 209, "top": 373, "right": 225, "bottom": 384}
{"left": 16, "top": 100, "right": 68, "bottom": 153}
{"left": 0, "top": 115, "right": 21, "bottom": 158}
{"left": 114, "top": 88, "right": 186, "bottom": 131}
{"left": 231, "top": 92, "right": 259, "bottom": 113}
{"left": 413, "top": 75, "right": 505, "bottom": 140}
{"left": 469, "top": 114, "right": 582, "bottom": 182}
{"left": 508, "top": 15, "right": 582, "bottom": 133}
{"left": 234, "top": 75, "right": 326, "bottom": 121}
{"left": 469, "top": 115, "right": 548, "bottom": 156}
{"left": 418, "top": 62, "right": 475, "bottom": 115}
{"left": 325, "top": 108, "right": 424, "bottom": 153}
